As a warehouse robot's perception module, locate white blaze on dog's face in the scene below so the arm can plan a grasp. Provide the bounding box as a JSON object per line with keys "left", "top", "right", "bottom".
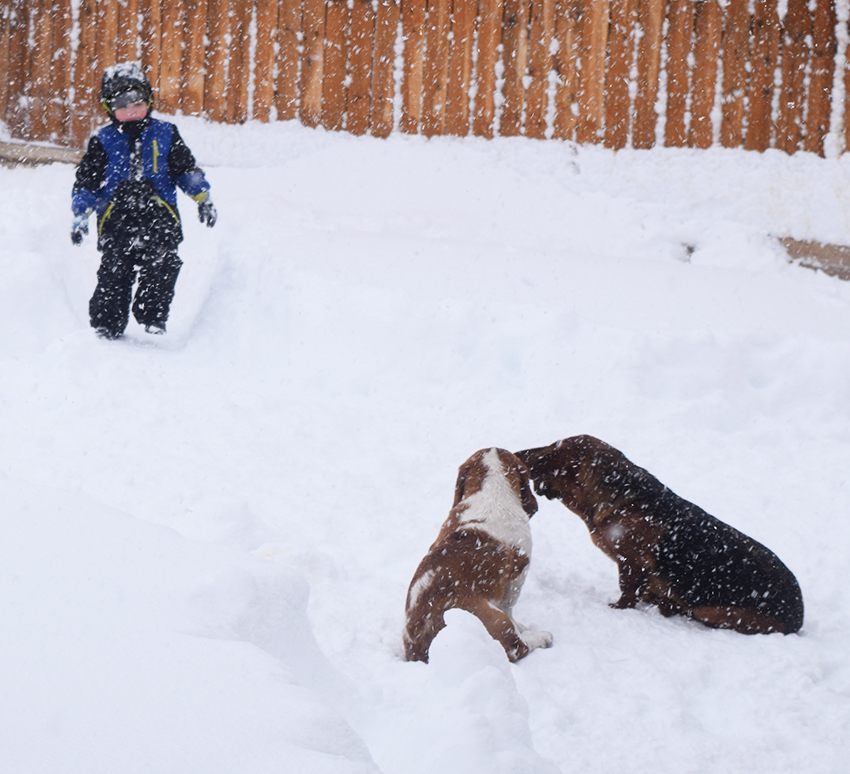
{"left": 456, "top": 449, "right": 533, "bottom": 557}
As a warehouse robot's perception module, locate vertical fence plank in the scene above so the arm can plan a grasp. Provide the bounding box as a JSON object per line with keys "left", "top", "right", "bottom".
{"left": 159, "top": 0, "right": 184, "bottom": 114}
{"left": 204, "top": 0, "right": 229, "bottom": 122}
{"left": 0, "top": 1, "right": 10, "bottom": 125}
{"left": 117, "top": 0, "right": 140, "bottom": 63}
{"left": 140, "top": 0, "right": 162, "bottom": 95}
{"left": 49, "top": 0, "right": 74, "bottom": 145}
{"left": 348, "top": 0, "right": 375, "bottom": 134}
{"left": 552, "top": 0, "right": 580, "bottom": 140}
{"left": 845, "top": 16, "right": 850, "bottom": 153}
{"left": 227, "top": 0, "right": 251, "bottom": 123}
{"left": 7, "top": 0, "right": 32, "bottom": 139}
{"left": 97, "top": 0, "right": 120, "bottom": 88}
{"left": 745, "top": 0, "right": 779, "bottom": 151}
{"left": 422, "top": 0, "right": 453, "bottom": 135}
{"left": 301, "top": 0, "right": 327, "bottom": 127}
{"left": 604, "top": 0, "right": 636, "bottom": 148}
{"left": 324, "top": 0, "right": 351, "bottom": 130}
{"left": 473, "top": 0, "right": 504, "bottom": 137}
{"left": 688, "top": 0, "right": 721, "bottom": 148}
{"left": 804, "top": 0, "right": 836, "bottom": 156}
{"left": 665, "top": 0, "right": 694, "bottom": 147}
{"left": 526, "top": 0, "right": 556, "bottom": 139}
{"left": 29, "top": 0, "right": 55, "bottom": 141}
{"left": 446, "top": 0, "right": 477, "bottom": 136}
{"left": 720, "top": 0, "right": 748, "bottom": 147}
{"left": 401, "top": 0, "right": 427, "bottom": 132}
{"left": 633, "top": 0, "right": 663, "bottom": 148}
{"left": 254, "top": 0, "right": 279, "bottom": 121}
{"left": 501, "top": 0, "right": 531, "bottom": 136}
{"left": 576, "top": 0, "right": 609, "bottom": 144}
{"left": 71, "top": 0, "right": 98, "bottom": 145}
{"left": 776, "top": 0, "right": 810, "bottom": 154}
{"left": 182, "top": 0, "right": 207, "bottom": 116}
{"left": 277, "top": 0, "right": 303, "bottom": 120}
{"left": 372, "top": 0, "right": 399, "bottom": 137}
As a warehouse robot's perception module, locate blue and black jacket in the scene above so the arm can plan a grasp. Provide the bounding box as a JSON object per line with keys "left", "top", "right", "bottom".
{"left": 72, "top": 116, "right": 211, "bottom": 250}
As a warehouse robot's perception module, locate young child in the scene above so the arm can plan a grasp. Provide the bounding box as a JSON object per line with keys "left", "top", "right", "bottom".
{"left": 71, "top": 62, "right": 216, "bottom": 339}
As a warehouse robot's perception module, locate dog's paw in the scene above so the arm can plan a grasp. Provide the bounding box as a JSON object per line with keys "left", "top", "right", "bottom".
{"left": 522, "top": 629, "right": 554, "bottom": 651}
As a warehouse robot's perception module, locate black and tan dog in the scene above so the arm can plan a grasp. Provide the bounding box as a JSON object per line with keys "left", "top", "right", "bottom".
{"left": 403, "top": 448, "right": 553, "bottom": 662}
{"left": 516, "top": 436, "right": 804, "bottom": 634}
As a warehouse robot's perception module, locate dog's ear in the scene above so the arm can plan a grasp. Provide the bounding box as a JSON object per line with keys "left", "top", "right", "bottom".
{"left": 518, "top": 467, "right": 538, "bottom": 517}
{"left": 516, "top": 448, "right": 550, "bottom": 484}
{"left": 503, "top": 451, "right": 539, "bottom": 517}
{"left": 453, "top": 458, "right": 473, "bottom": 507}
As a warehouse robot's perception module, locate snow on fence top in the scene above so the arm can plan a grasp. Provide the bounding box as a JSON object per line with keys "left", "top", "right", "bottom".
{"left": 0, "top": 0, "right": 846, "bottom": 155}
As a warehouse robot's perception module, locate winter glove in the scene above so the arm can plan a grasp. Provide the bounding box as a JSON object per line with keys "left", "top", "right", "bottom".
{"left": 71, "top": 213, "right": 89, "bottom": 245}
{"left": 198, "top": 198, "right": 217, "bottom": 228}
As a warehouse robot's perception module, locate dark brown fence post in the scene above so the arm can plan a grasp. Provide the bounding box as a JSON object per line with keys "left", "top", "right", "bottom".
{"left": 96, "top": 0, "right": 119, "bottom": 94}
{"left": 204, "top": 0, "right": 229, "bottom": 122}
{"left": 253, "top": 0, "right": 280, "bottom": 121}
{"left": 371, "top": 0, "right": 399, "bottom": 137}
{"left": 552, "top": 0, "right": 580, "bottom": 140}
{"left": 347, "top": 0, "right": 375, "bottom": 135}
{"left": 401, "top": 0, "right": 426, "bottom": 132}
{"left": 604, "top": 0, "right": 636, "bottom": 148}
{"left": 804, "top": 0, "right": 836, "bottom": 156}
{"left": 526, "top": 0, "right": 556, "bottom": 139}
{"left": 473, "top": 0, "right": 504, "bottom": 137}
{"left": 422, "top": 0, "right": 453, "bottom": 135}
{"left": 140, "top": 0, "right": 162, "bottom": 97}
{"left": 720, "top": 0, "right": 748, "bottom": 148}
{"left": 633, "top": 0, "right": 662, "bottom": 148}
{"left": 501, "top": 0, "right": 531, "bottom": 136}
{"left": 0, "top": 1, "right": 10, "bottom": 128}
{"left": 576, "top": 0, "right": 608, "bottom": 144}
{"left": 226, "top": 0, "right": 251, "bottom": 123}
{"left": 446, "top": 0, "right": 477, "bottom": 136}
{"left": 776, "top": 0, "right": 810, "bottom": 154}
{"left": 745, "top": 0, "right": 779, "bottom": 151}
{"left": 688, "top": 0, "right": 721, "bottom": 148}
{"left": 323, "top": 0, "right": 351, "bottom": 130}
{"left": 159, "top": 0, "right": 185, "bottom": 114}
{"left": 30, "top": 0, "right": 55, "bottom": 142}
{"left": 71, "top": 0, "right": 98, "bottom": 146}
{"left": 49, "top": 0, "right": 74, "bottom": 145}
{"left": 5, "top": 0, "right": 30, "bottom": 139}
{"left": 845, "top": 15, "right": 850, "bottom": 153}
{"left": 665, "top": 0, "right": 694, "bottom": 147}
{"left": 117, "top": 0, "right": 141, "bottom": 64}
{"left": 277, "top": 0, "right": 304, "bottom": 121}
{"left": 300, "top": 0, "right": 326, "bottom": 127}
{"left": 181, "top": 0, "right": 207, "bottom": 116}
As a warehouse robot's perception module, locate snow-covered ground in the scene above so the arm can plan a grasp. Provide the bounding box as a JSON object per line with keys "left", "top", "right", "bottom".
{"left": 2, "top": 120, "right": 850, "bottom": 773}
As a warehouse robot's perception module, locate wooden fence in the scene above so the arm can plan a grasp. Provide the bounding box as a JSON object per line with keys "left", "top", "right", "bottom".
{"left": 0, "top": 0, "right": 847, "bottom": 154}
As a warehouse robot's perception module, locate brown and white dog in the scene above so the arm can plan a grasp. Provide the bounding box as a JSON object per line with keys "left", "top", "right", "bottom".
{"left": 403, "top": 448, "right": 554, "bottom": 663}
{"left": 516, "top": 436, "right": 804, "bottom": 635}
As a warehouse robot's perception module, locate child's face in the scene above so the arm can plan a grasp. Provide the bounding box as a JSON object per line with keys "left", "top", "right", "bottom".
{"left": 114, "top": 101, "right": 148, "bottom": 122}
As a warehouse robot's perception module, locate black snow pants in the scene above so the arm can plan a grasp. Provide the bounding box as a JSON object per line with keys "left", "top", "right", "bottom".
{"left": 89, "top": 180, "right": 184, "bottom": 338}
{"left": 89, "top": 242, "right": 183, "bottom": 337}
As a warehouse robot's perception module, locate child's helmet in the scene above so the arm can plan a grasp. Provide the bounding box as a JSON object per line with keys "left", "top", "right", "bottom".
{"left": 100, "top": 62, "right": 153, "bottom": 114}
